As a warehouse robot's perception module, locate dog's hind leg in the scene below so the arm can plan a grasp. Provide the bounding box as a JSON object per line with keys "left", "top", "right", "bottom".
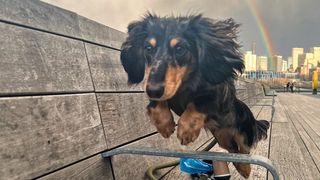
{"left": 147, "top": 101, "right": 175, "bottom": 138}
{"left": 232, "top": 133, "right": 251, "bottom": 178}
{"left": 213, "top": 128, "right": 251, "bottom": 178}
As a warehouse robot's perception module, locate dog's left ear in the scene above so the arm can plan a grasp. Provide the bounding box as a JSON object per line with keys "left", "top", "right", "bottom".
{"left": 187, "top": 15, "right": 245, "bottom": 84}
{"left": 120, "top": 21, "right": 148, "bottom": 84}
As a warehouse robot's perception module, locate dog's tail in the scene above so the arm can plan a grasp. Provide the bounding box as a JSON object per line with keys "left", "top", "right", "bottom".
{"left": 255, "top": 119, "right": 270, "bottom": 141}
{"left": 235, "top": 99, "right": 270, "bottom": 147}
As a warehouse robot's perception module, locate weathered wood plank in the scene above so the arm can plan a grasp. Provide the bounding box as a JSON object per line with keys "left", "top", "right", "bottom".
{"left": 79, "top": 16, "right": 126, "bottom": 50}
{"left": 40, "top": 155, "right": 113, "bottom": 180}
{"left": 97, "top": 93, "right": 155, "bottom": 148}
{"left": 0, "top": 0, "right": 81, "bottom": 38}
{"left": 111, "top": 130, "right": 212, "bottom": 180}
{"left": 85, "top": 44, "right": 142, "bottom": 92}
{"left": 269, "top": 122, "right": 318, "bottom": 179}
{"left": 0, "top": 23, "right": 93, "bottom": 95}
{"left": 0, "top": 94, "right": 106, "bottom": 179}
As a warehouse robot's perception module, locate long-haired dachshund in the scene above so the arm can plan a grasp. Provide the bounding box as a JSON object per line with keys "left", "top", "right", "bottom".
{"left": 120, "top": 13, "right": 269, "bottom": 178}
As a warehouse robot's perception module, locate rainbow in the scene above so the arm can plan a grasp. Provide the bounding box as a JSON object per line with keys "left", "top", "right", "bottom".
{"left": 245, "top": 0, "right": 275, "bottom": 57}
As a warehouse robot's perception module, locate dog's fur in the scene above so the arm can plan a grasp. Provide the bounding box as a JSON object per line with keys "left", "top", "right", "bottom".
{"left": 120, "top": 13, "right": 270, "bottom": 178}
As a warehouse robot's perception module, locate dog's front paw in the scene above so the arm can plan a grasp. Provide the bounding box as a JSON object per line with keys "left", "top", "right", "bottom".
{"left": 147, "top": 101, "right": 175, "bottom": 138}
{"left": 177, "top": 103, "right": 205, "bottom": 145}
{"left": 154, "top": 118, "right": 175, "bottom": 138}
{"left": 177, "top": 121, "right": 202, "bottom": 145}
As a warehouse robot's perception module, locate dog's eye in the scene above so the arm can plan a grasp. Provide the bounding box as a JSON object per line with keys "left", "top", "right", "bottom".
{"left": 145, "top": 45, "right": 154, "bottom": 54}
{"left": 175, "top": 45, "right": 186, "bottom": 57}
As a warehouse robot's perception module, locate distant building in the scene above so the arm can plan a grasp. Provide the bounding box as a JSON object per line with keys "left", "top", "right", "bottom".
{"left": 267, "top": 56, "right": 274, "bottom": 71}
{"left": 244, "top": 51, "right": 257, "bottom": 71}
{"left": 252, "top": 42, "right": 256, "bottom": 54}
{"left": 303, "top": 53, "right": 315, "bottom": 67}
{"left": 310, "top": 47, "right": 320, "bottom": 67}
{"left": 282, "top": 60, "right": 288, "bottom": 72}
{"left": 287, "top": 56, "right": 293, "bottom": 71}
{"left": 292, "top": 48, "right": 304, "bottom": 71}
{"left": 257, "top": 56, "right": 268, "bottom": 71}
{"left": 272, "top": 55, "right": 283, "bottom": 72}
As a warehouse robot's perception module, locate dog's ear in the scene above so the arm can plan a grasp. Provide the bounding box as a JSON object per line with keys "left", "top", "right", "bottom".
{"left": 187, "top": 15, "right": 245, "bottom": 84}
{"left": 120, "top": 21, "right": 148, "bottom": 84}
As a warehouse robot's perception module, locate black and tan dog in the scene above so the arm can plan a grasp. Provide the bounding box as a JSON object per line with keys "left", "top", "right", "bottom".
{"left": 120, "top": 13, "right": 269, "bottom": 178}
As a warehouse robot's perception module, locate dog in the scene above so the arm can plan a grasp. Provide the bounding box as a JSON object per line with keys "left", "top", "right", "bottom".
{"left": 120, "top": 13, "right": 270, "bottom": 178}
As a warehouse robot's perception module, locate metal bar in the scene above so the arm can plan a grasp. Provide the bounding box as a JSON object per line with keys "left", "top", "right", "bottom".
{"left": 101, "top": 147, "right": 279, "bottom": 180}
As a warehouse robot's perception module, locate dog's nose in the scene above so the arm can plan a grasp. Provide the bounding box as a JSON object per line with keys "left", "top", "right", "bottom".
{"left": 146, "top": 84, "right": 164, "bottom": 99}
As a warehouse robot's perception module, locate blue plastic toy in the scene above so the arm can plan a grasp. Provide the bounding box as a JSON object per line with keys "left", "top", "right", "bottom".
{"left": 180, "top": 158, "right": 213, "bottom": 175}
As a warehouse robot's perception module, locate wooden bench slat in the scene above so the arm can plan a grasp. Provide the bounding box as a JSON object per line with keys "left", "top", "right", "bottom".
{"left": 79, "top": 16, "right": 125, "bottom": 50}
{"left": 97, "top": 93, "right": 155, "bottom": 148}
{"left": 0, "top": 23, "right": 93, "bottom": 95}
{"left": 0, "top": 94, "right": 106, "bottom": 179}
{"left": 0, "top": 0, "right": 81, "bottom": 38}
{"left": 85, "top": 43, "right": 143, "bottom": 92}
{"left": 39, "top": 155, "right": 114, "bottom": 180}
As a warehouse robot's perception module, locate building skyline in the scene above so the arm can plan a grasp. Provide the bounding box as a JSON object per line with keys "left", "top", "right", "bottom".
{"left": 244, "top": 44, "right": 320, "bottom": 73}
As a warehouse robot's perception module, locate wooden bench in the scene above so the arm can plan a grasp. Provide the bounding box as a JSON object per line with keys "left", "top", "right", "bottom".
{"left": 0, "top": 1, "right": 276, "bottom": 180}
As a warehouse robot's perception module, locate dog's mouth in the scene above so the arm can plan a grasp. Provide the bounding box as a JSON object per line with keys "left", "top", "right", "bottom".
{"left": 145, "top": 66, "right": 188, "bottom": 101}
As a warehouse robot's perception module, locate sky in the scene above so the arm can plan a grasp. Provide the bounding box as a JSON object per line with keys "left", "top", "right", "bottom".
{"left": 42, "top": 0, "right": 320, "bottom": 59}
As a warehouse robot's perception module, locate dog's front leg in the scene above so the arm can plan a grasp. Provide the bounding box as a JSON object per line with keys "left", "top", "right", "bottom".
{"left": 177, "top": 103, "right": 207, "bottom": 145}
{"left": 147, "top": 101, "right": 175, "bottom": 138}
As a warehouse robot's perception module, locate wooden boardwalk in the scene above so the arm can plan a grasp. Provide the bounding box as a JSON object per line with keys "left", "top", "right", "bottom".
{"left": 273, "top": 93, "right": 320, "bottom": 179}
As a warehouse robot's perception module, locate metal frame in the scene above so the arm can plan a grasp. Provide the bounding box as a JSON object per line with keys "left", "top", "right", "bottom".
{"left": 102, "top": 147, "right": 279, "bottom": 180}
{"left": 102, "top": 91, "right": 279, "bottom": 179}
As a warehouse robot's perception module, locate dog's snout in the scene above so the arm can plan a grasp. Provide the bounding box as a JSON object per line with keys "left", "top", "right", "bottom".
{"left": 146, "top": 84, "right": 164, "bottom": 99}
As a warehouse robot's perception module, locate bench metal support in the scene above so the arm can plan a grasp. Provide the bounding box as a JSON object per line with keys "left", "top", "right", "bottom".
{"left": 101, "top": 147, "right": 279, "bottom": 180}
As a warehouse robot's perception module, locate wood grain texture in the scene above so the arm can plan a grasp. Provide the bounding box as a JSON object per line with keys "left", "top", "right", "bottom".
{"left": 0, "top": 0, "right": 81, "bottom": 38}
{"left": 85, "top": 44, "right": 142, "bottom": 92}
{"left": 0, "top": 23, "right": 93, "bottom": 95}
{"left": 97, "top": 93, "right": 155, "bottom": 148}
{"left": 0, "top": 94, "right": 106, "bottom": 180}
{"left": 111, "top": 130, "right": 212, "bottom": 180}
{"left": 276, "top": 94, "right": 320, "bottom": 178}
{"left": 79, "top": 16, "right": 125, "bottom": 50}
{"left": 269, "top": 121, "right": 317, "bottom": 179}
{"left": 39, "top": 156, "right": 113, "bottom": 180}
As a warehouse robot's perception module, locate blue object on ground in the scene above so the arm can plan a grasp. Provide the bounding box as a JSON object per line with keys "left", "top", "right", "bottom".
{"left": 180, "top": 158, "right": 213, "bottom": 175}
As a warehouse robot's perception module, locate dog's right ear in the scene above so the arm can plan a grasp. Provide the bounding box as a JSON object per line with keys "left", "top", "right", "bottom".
{"left": 120, "top": 21, "right": 148, "bottom": 84}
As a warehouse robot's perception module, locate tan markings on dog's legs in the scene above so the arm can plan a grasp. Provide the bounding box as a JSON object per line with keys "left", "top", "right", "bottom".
{"left": 149, "top": 38, "right": 157, "bottom": 47}
{"left": 162, "top": 66, "right": 187, "bottom": 100}
{"left": 213, "top": 128, "right": 251, "bottom": 178}
{"left": 233, "top": 133, "right": 251, "bottom": 178}
{"left": 177, "top": 103, "right": 206, "bottom": 145}
{"left": 170, "top": 38, "right": 179, "bottom": 48}
{"left": 147, "top": 101, "right": 175, "bottom": 138}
